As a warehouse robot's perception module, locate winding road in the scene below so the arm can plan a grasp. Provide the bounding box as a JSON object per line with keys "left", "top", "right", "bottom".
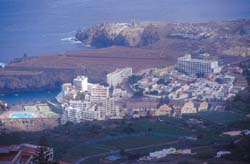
{"left": 74, "top": 140, "right": 183, "bottom": 164}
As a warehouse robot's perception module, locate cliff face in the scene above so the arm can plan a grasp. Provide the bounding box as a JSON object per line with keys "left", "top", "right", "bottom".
{"left": 0, "top": 68, "right": 78, "bottom": 93}
{"left": 76, "top": 22, "right": 160, "bottom": 48}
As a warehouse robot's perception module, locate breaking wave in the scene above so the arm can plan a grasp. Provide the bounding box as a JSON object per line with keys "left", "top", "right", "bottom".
{"left": 61, "top": 37, "right": 82, "bottom": 44}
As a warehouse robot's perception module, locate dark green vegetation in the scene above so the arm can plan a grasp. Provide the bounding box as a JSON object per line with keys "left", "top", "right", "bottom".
{"left": 128, "top": 75, "right": 144, "bottom": 97}
{"left": 157, "top": 96, "right": 170, "bottom": 108}
{"left": 226, "top": 59, "right": 250, "bottom": 114}
{"left": 128, "top": 75, "right": 143, "bottom": 85}
{"left": 0, "top": 109, "right": 249, "bottom": 163}
{"left": 157, "top": 78, "right": 170, "bottom": 85}
{"left": 240, "top": 58, "right": 250, "bottom": 85}
{"left": 226, "top": 88, "right": 250, "bottom": 114}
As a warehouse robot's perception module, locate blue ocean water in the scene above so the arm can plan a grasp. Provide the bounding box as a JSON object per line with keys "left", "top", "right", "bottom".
{"left": 0, "top": 0, "right": 250, "bottom": 62}
{"left": 0, "top": 0, "right": 250, "bottom": 103}
{"left": 0, "top": 90, "right": 59, "bottom": 104}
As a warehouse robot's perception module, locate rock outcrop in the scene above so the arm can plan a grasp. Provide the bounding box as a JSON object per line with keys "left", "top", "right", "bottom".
{"left": 76, "top": 22, "right": 160, "bottom": 48}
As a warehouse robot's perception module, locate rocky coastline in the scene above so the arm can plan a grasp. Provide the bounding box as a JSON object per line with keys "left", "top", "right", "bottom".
{"left": 1, "top": 19, "right": 250, "bottom": 94}
{"left": 76, "top": 20, "right": 250, "bottom": 56}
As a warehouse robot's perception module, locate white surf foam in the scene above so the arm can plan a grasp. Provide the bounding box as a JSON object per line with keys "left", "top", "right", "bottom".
{"left": 61, "top": 37, "right": 82, "bottom": 44}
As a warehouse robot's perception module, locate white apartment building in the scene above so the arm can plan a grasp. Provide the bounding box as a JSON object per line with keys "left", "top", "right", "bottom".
{"left": 107, "top": 67, "right": 132, "bottom": 87}
{"left": 62, "top": 107, "right": 82, "bottom": 124}
{"left": 106, "top": 97, "right": 120, "bottom": 117}
{"left": 61, "top": 75, "right": 122, "bottom": 124}
{"left": 112, "top": 88, "right": 128, "bottom": 101}
{"left": 61, "top": 100, "right": 89, "bottom": 123}
{"left": 82, "top": 105, "right": 101, "bottom": 121}
{"left": 69, "top": 100, "right": 89, "bottom": 110}
{"left": 56, "top": 83, "right": 72, "bottom": 103}
{"left": 62, "top": 83, "right": 72, "bottom": 95}
{"left": 90, "top": 84, "right": 109, "bottom": 103}
{"left": 73, "top": 76, "right": 88, "bottom": 92}
{"left": 176, "top": 54, "right": 221, "bottom": 77}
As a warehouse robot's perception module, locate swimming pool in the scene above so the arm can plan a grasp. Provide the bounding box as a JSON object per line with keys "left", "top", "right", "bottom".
{"left": 9, "top": 112, "right": 37, "bottom": 118}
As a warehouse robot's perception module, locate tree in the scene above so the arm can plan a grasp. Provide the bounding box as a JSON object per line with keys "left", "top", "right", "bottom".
{"left": 215, "top": 77, "right": 223, "bottom": 84}
{"left": 157, "top": 78, "right": 169, "bottom": 85}
{"left": 149, "top": 90, "right": 158, "bottom": 95}
{"left": 120, "top": 148, "right": 126, "bottom": 156}
{"left": 109, "top": 86, "right": 114, "bottom": 96}
{"left": 196, "top": 72, "right": 205, "bottom": 78}
{"left": 64, "top": 121, "right": 74, "bottom": 134}
{"left": 133, "top": 89, "right": 143, "bottom": 97}
{"left": 157, "top": 96, "right": 170, "bottom": 108}
{"left": 128, "top": 75, "right": 143, "bottom": 85}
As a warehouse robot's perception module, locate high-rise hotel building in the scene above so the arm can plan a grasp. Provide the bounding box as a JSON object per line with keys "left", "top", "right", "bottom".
{"left": 73, "top": 76, "right": 88, "bottom": 92}
{"left": 107, "top": 67, "right": 132, "bottom": 87}
{"left": 176, "top": 54, "right": 221, "bottom": 77}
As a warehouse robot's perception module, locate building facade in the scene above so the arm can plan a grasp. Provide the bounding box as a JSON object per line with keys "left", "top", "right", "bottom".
{"left": 73, "top": 76, "right": 88, "bottom": 92}
{"left": 181, "top": 101, "right": 197, "bottom": 114}
{"left": 155, "top": 104, "right": 172, "bottom": 116}
{"left": 107, "top": 67, "right": 132, "bottom": 87}
{"left": 62, "top": 107, "right": 82, "bottom": 123}
{"left": 90, "top": 84, "right": 109, "bottom": 103}
{"left": 176, "top": 54, "right": 221, "bottom": 77}
{"left": 198, "top": 101, "right": 209, "bottom": 111}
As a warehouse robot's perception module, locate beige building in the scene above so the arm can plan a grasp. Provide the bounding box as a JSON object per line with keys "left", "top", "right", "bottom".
{"left": 181, "top": 101, "right": 197, "bottom": 114}
{"left": 155, "top": 104, "right": 172, "bottom": 116}
{"left": 198, "top": 101, "right": 209, "bottom": 111}
{"left": 90, "top": 84, "right": 109, "bottom": 103}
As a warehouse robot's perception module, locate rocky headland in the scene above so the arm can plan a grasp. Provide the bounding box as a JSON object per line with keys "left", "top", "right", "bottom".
{"left": 76, "top": 20, "right": 250, "bottom": 56}
{"left": 0, "top": 20, "right": 249, "bottom": 93}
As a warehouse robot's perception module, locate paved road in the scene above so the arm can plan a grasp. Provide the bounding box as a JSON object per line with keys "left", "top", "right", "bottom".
{"left": 74, "top": 140, "right": 182, "bottom": 164}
